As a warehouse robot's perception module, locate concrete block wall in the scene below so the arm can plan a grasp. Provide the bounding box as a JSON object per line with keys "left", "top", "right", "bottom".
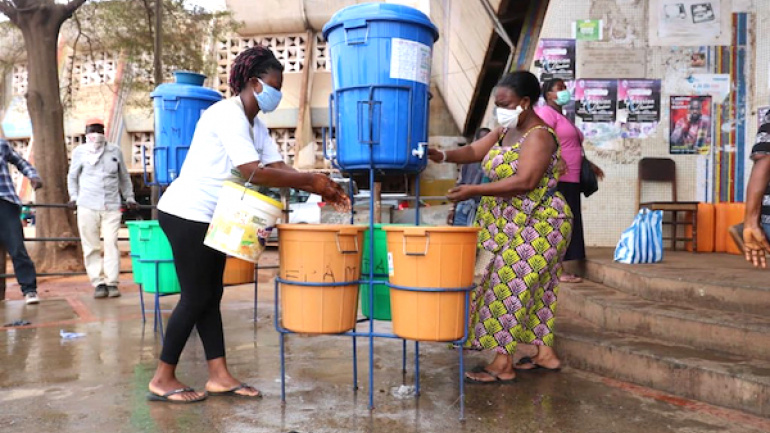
{"left": 536, "top": 0, "right": 764, "bottom": 247}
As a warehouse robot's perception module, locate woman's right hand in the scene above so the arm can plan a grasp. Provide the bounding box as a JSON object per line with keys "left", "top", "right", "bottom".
{"left": 310, "top": 174, "right": 350, "bottom": 212}
{"left": 427, "top": 148, "right": 445, "bottom": 163}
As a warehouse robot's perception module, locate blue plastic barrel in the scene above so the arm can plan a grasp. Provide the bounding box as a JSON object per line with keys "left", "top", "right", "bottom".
{"left": 322, "top": 3, "right": 439, "bottom": 173}
{"left": 150, "top": 71, "right": 222, "bottom": 185}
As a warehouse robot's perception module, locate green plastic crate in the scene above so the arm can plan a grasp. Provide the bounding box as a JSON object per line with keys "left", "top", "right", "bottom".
{"left": 126, "top": 221, "right": 180, "bottom": 294}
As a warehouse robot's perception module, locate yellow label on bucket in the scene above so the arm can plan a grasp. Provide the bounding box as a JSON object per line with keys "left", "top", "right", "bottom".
{"left": 387, "top": 252, "right": 395, "bottom": 277}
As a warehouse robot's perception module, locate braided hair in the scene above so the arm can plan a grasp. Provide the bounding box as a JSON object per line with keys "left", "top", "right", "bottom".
{"left": 228, "top": 45, "right": 284, "bottom": 95}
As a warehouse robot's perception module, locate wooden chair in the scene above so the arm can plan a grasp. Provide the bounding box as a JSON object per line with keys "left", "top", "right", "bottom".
{"left": 637, "top": 157, "right": 699, "bottom": 252}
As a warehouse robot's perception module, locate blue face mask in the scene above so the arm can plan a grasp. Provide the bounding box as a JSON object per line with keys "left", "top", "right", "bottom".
{"left": 254, "top": 79, "right": 282, "bottom": 113}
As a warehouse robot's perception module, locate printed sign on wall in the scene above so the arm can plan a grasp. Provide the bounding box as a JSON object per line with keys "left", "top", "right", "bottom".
{"left": 572, "top": 20, "right": 603, "bottom": 41}
{"left": 575, "top": 79, "right": 617, "bottom": 123}
{"left": 533, "top": 39, "right": 576, "bottom": 81}
{"left": 669, "top": 95, "right": 713, "bottom": 155}
{"left": 649, "top": 0, "right": 731, "bottom": 46}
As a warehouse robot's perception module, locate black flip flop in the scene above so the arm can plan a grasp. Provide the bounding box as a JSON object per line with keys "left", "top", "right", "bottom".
{"left": 208, "top": 383, "right": 263, "bottom": 399}
{"left": 464, "top": 368, "right": 517, "bottom": 385}
{"left": 146, "top": 387, "right": 207, "bottom": 403}
{"left": 515, "top": 357, "right": 562, "bottom": 372}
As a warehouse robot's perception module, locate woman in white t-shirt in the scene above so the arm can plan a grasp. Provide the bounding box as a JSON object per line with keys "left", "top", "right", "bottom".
{"left": 148, "top": 46, "right": 348, "bottom": 403}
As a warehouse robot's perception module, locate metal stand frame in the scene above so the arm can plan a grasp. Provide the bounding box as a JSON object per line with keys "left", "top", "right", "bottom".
{"left": 273, "top": 84, "right": 472, "bottom": 419}
{"left": 137, "top": 258, "right": 176, "bottom": 341}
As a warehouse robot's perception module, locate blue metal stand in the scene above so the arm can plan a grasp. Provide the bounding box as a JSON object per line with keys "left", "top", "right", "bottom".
{"left": 137, "top": 258, "right": 177, "bottom": 342}
{"left": 275, "top": 84, "right": 471, "bottom": 420}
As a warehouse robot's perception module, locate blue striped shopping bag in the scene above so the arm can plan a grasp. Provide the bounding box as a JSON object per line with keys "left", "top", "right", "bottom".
{"left": 613, "top": 208, "right": 664, "bottom": 264}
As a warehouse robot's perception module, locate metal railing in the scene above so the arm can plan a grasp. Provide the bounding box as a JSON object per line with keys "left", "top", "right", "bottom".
{"left": 0, "top": 202, "right": 156, "bottom": 300}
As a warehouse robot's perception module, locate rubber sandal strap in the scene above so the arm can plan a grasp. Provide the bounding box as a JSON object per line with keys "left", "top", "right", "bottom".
{"left": 163, "top": 387, "right": 195, "bottom": 397}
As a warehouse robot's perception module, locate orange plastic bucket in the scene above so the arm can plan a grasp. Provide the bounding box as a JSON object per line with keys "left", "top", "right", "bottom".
{"left": 223, "top": 257, "right": 255, "bottom": 286}
{"left": 383, "top": 226, "right": 480, "bottom": 341}
{"left": 278, "top": 224, "right": 366, "bottom": 334}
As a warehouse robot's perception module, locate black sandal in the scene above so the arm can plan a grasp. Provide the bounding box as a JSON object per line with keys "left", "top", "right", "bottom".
{"left": 464, "top": 368, "right": 517, "bottom": 384}
{"left": 146, "top": 387, "right": 207, "bottom": 403}
{"left": 208, "top": 383, "right": 263, "bottom": 399}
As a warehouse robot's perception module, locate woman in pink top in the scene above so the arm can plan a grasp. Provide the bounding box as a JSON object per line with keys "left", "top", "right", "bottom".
{"left": 534, "top": 79, "right": 604, "bottom": 283}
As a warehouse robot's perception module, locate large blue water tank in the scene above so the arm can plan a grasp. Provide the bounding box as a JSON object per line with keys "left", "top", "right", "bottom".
{"left": 322, "top": 3, "right": 439, "bottom": 173}
{"left": 150, "top": 72, "right": 222, "bottom": 185}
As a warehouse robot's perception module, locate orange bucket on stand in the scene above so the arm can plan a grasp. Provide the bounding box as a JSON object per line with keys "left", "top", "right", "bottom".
{"left": 278, "top": 224, "right": 367, "bottom": 334}
{"left": 383, "top": 226, "right": 480, "bottom": 342}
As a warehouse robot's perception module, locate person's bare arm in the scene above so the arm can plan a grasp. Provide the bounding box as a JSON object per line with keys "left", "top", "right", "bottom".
{"left": 428, "top": 127, "right": 503, "bottom": 165}
{"left": 743, "top": 155, "right": 770, "bottom": 268}
{"left": 266, "top": 161, "right": 296, "bottom": 172}
{"left": 447, "top": 129, "right": 556, "bottom": 201}
{"left": 237, "top": 161, "right": 348, "bottom": 208}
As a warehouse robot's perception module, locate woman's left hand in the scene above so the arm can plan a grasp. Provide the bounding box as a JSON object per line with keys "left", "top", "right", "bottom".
{"left": 590, "top": 162, "right": 605, "bottom": 180}
{"left": 447, "top": 185, "right": 474, "bottom": 202}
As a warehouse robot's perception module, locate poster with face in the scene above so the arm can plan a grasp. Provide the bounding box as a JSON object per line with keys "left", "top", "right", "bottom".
{"left": 669, "top": 95, "right": 712, "bottom": 154}
{"left": 574, "top": 79, "right": 617, "bottom": 123}
{"left": 533, "top": 39, "right": 576, "bottom": 81}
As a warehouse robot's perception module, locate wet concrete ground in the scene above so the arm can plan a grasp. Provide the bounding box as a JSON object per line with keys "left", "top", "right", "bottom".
{"left": 1, "top": 251, "right": 769, "bottom": 433}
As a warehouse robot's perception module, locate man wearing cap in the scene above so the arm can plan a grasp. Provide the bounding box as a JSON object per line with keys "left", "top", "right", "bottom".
{"left": 68, "top": 119, "right": 137, "bottom": 298}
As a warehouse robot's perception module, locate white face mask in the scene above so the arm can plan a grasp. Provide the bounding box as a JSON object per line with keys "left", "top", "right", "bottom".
{"left": 85, "top": 133, "right": 106, "bottom": 150}
{"left": 495, "top": 106, "right": 523, "bottom": 128}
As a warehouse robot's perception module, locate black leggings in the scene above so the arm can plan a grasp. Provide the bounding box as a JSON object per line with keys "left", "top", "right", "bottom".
{"left": 158, "top": 211, "right": 227, "bottom": 365}
{"left": 557, "top": 181, "right": 586, "bottom": 262}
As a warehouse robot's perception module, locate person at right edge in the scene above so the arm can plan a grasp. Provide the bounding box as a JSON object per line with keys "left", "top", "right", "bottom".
{"left": 429, "top": 71, "right": 572, "bottom": 383}
{"left": 535, "top": 78, "right": 604, "bottom": 284}
{"left": 147, "top": 46, "right": 349, "bottom": 403}
{"left": 742, "top": 111, "right": 770, "bottom": 268}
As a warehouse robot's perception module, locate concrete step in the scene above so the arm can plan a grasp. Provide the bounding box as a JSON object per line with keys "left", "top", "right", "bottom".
{"left": 581, "top": 256, "right": 770, "bottom": 316}
{"left": 561, "top": 281, "right": 770, "bottom": 361}
{"left": 556, "top": 314, "right": 770, "bottom": 418}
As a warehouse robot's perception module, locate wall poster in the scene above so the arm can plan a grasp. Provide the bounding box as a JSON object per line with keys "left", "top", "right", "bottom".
{"left": 575, "top": 79, "right": 617, "bottom": 123}
{"left": 572, "top": 20, "right": 603, "bottom": 41}
{"left": 533, "top": 39, "right": 576, "bottom": 81}
{"left": 649, "top": 0, "right": 731, "bottom": 46}
{"left": 669, "top": 95, "right": 713, "bottom": 154}
{"left": 617, "top": 79, "right": 661, "bottom": 139}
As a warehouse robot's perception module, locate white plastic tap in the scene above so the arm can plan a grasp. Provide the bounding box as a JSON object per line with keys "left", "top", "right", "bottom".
{"left": 412, "top": 142, "right": 428, "bottom": 159}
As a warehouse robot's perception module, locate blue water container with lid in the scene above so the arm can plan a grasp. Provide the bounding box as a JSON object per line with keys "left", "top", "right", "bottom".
{"left": 150, "top": 71, "right": 222, "bottom": 185}
{"left": 322, "top": 3, "right": 439, "bottom": 173}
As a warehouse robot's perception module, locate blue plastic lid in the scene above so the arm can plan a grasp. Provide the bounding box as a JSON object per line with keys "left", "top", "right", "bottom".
{"left": 174, "top": 70, "right": 206, "bottom": 86}
{"left": 322, "top": 2, "right": 439, "bottom": 41}
{"left": 150, "top": 82, "right": 222, "bottom": 102}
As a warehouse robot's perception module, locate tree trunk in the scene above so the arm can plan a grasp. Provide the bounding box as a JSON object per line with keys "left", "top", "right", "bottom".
{"left": 16, "top": 7, "right": 82, "bottom": 273}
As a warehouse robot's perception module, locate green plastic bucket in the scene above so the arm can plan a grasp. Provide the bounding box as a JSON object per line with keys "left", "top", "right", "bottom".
{"left": 127, "top": 222, "right": 145, "bottom": 284}
{"left": 126, "top": 221, "right": 180, "bottom": 294}
{"left": 360, "top": 224, "right": 407, "bottom": 320}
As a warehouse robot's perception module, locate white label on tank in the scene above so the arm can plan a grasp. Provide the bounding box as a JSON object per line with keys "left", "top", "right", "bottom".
{"left": 387, "top": 252, "right": 395, "bottom": 277}
{"left": 390, "top": 38, "right": 431, "bottom": 85}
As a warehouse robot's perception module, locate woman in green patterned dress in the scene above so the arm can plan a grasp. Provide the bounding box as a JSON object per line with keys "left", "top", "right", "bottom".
{"left": 429, "top": 71, "right": 573, "bottom": 383}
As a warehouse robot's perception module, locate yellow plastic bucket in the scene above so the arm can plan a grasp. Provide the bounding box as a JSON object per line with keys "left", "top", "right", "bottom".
{"left": 278, "top": 224, "right": 367, "bottom": 334}
{"left": 383, "top": 226, "right": 480, "bottom": 341}
{"left": 204, "top": 181, "right": 283, "bottom": 263}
